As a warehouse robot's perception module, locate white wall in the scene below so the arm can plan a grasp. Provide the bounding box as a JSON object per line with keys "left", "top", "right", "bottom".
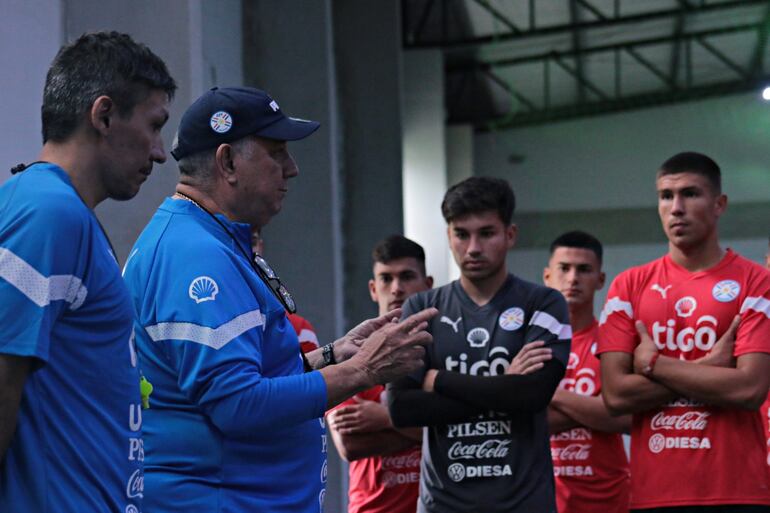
{"left": 403, "top": 49, "right": 451, "bottom": 285}
{"left": 0, "top": 0, "right": 63, "bottom": 179}
{"left": 475, "top": 93, "right": 770, "bottom": 213}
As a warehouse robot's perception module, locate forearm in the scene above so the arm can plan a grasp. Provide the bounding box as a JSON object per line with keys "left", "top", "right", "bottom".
{"left": 601, "top": 372, "right": 675, "bottom": 415}
{"left": 433, "top": 360, "right": 565, "bottom": 413}
{"left": 395, "top": 426, "right": 423, "bottom": 442}
{"left": 0, "top": 355, "right": 31, "bottom": 460}
{"left": 650, "top": 354, "right": 770, "bottom": 409}
{"left": 319, "top": 360, "right": 372, "bottom": 408}
{"left": 331, "top": 428, "right": 419, "bottom": 461}
{"left": 600, "top": 352, "right": 676, "bottom": 415}
{"left": 551, "top": 389, "right": 630, "bottom": 433}
{"left": 204, "top": 370, "right": 329, "bottom": 436}
{"left": 548, "top": 407, "right": 580, "bottom": 434}
{"left": 387, "top": 378, "right": 483, "bottom": 427}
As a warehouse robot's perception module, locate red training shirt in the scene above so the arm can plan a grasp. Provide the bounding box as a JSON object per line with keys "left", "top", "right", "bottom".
{"left": 551, "top": 320, "right": 629, "bottom": 513}
{"left": 337, "top": 386, "right": 420, "bottom": 513}
{"left": 597, "top": 250, "right": 770, "bottom": 509}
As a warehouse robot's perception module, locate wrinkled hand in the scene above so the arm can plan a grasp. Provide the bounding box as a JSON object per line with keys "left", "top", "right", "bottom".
{"left": 633, "top": 321, "right": 660, "bottom": 375}
{"left": 506, "top": 341, "right": 552, "bottom": 375}
{"left": 327, "top": 397, "right": 392, "bottom": 434}
{"left": 696, "top": 314, "right": 740, "bottom": 368}
{"left": 352, "top": 307, "right": 438, "bottom": 386}
{"left": 333, "top": 308, "right": 403, "bottom": 363}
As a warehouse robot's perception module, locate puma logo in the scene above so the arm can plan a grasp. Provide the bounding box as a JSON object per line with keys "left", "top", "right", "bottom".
{"left": 651, "top": 284, "right": 672, "bottom": 299}
{"left": 440, "top": 316, "right": 462, "bottom": 333}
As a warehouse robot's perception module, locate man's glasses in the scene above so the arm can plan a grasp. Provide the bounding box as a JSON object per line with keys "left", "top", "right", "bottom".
{"left": 252, "top": 253, "right": 297, "bottom": 314}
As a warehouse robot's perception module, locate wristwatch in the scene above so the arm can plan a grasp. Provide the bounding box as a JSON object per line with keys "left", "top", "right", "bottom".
{"left": 322, "top": 342, "right": 336, "bottom": 367}
{"left": 642, "top": 352, "right": 660, "bottom": 377}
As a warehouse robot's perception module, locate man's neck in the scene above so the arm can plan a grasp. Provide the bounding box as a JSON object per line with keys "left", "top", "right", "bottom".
{"left": 459, "top": 267, "right": 508, "bottom": 306}
{"left": 568, "top": 303, "right": 595, "bottom": 333}
{"left": 668, "top": 236, "right": 724, "bottom": 272}
{"left": 39, "top": 139, "right": 105, "bottom": 209}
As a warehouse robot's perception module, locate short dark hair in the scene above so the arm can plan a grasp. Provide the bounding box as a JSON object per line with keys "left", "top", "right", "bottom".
{"left": 441, "top": 176, "right": 515, "bottom": 225}
{"left": 658, "top": 152, "right": 721, "bottom": 193}
{"left": 372, "top": 235, "right": 426, "bottom": 275}
{"left": 549, "top": 230, "right": 603, "bottom": 263}
{"left": 42, "top": 31, "right": 177, "bottom": 143}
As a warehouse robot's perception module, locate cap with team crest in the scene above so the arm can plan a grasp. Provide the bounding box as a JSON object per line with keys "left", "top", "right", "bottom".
{"left": 170, "top": 86, "right": 320, "bottom": 161}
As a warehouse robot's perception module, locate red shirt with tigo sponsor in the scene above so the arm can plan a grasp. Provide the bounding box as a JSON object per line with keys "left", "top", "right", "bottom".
{"left": 342, "top": 386, "right": 421, "bottom": 513}
{"left": 597, "top": 250, "right": 770, "bottom": 509}
{"left": 551, "top": 320, "right": 629, "bottom": 513}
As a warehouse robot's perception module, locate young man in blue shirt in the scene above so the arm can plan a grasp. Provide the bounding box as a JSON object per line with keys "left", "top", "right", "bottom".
{"left": 0, "top": 31, "right": 176, "bottom": 513}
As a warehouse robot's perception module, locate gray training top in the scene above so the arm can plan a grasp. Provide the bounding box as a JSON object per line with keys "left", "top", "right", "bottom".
{"left": 388, "top": 275, "right": 571, "bottom": 513}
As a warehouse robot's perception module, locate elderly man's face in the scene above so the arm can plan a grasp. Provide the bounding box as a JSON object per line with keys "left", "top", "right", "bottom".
{"left": 234, "top": 136, "right": 298, "bottom": 229}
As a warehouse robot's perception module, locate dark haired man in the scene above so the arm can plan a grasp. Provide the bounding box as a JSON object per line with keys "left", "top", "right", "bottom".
{"left": 388, "top": 177, "right": 572, "bottom": 512}
{"left": 598, "top": 152, "right": 770, "bottom": 511}
{"left": 123, "top": 87, "right": 436, "bottom": 512}
{"left": 327, "top": 235, "right": 433, "bottom": 513}
{"left": 0, "top": 31, "right": 176, "bottom": 512}
{"left": 542, "top": 231, "right": 629, "bottom": 513}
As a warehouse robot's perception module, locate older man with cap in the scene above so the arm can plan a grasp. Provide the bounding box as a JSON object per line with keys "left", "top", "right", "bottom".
{"left": 122, "top": 86, "right": 436, "bottom": 513}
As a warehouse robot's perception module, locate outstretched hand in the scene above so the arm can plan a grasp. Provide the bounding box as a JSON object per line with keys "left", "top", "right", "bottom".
{"left": 333, "top": 308, "right": 403, "bottom": 363}
{"left": 352, "top": 307, "right": 438, "bottom": 386}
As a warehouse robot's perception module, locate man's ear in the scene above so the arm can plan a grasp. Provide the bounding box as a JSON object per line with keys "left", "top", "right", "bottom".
{"left": 90, "top": 96, "right": 115, "bottom": 135}
{"left": 425, "top": 276, "right": 434, "bottom": 289}
{"left": 507, "top": 223, "right": 518, "bottom": 250}
{"left": 598, "top": 271, "right": 606, "bottom": 291}
{"left": 214, "top": 144, "right": 237, "bottom": 184}
{"left": 368, "top": 279, "right": 378, "bottom": 303}
{"left": 542, "top": 266, "right": 551, "bottom": 287}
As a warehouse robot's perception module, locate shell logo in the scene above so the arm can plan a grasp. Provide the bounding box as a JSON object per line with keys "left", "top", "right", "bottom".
{"left": 189, "top": 276, "right": 220, "bottom": 303}
{"left": 674, "top": 296, "right": 697, "bottom": 318}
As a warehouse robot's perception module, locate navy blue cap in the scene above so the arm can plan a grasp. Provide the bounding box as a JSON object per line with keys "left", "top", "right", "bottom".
{"left": 171, "top": 86, "right": 320, "bottom": 161}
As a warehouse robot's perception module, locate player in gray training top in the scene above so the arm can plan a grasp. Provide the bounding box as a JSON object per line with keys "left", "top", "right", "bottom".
{"left": 388, "top": 177, "right": 571, "bottom": 513}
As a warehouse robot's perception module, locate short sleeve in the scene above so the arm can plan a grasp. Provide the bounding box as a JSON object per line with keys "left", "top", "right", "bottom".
{"left": 526, "top": 287, "right": 572, "bottom": 367}
{"left": 597, "top": 271, "right": 637, "bottom": 355}
{"left": 0, "top": 200, "right": 87, "bottom": 362}
{"left": 735, "top": 267, "right": 770, "bottom": 357}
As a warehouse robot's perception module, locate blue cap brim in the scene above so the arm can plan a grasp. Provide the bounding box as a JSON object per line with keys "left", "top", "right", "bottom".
{"left": 256, "top": 116, "right": 320, "bottom": 141}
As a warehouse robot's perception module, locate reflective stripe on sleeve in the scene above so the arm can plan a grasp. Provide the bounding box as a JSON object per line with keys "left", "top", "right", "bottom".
{"left": 0, "top": 247, "right": 87, "bottom": 310}
{"left": 599, "top": 297, "right": 633, "bottom": 325}
{"left": 144, "top": 309, "right": 266, "bottom": 350}
{"left": 529, "top": 310, "right": 572, "bottom": 340}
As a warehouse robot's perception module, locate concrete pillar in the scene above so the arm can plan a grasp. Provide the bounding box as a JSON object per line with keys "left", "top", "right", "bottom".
{"left": 334, "top": 0, "right": 405, "bottom": 327}
{"left": 243, "top": 1, "right": 346, "bottom": 510}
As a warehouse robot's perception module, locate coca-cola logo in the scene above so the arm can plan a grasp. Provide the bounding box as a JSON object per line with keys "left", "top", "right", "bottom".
{"left": 551, "top": 443, "right": 591, "bottom": 461}
{"left": 382, "top": 451, "right": 420, "bottom": 469}
{"left": 125, "top": 469, "right": 143, "bottom": 499}
{"left": 448, "top": 439, "right": 510, "bottom": 460}
{"left": 651, "top": 411, "right": 710, "bottom": 431}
